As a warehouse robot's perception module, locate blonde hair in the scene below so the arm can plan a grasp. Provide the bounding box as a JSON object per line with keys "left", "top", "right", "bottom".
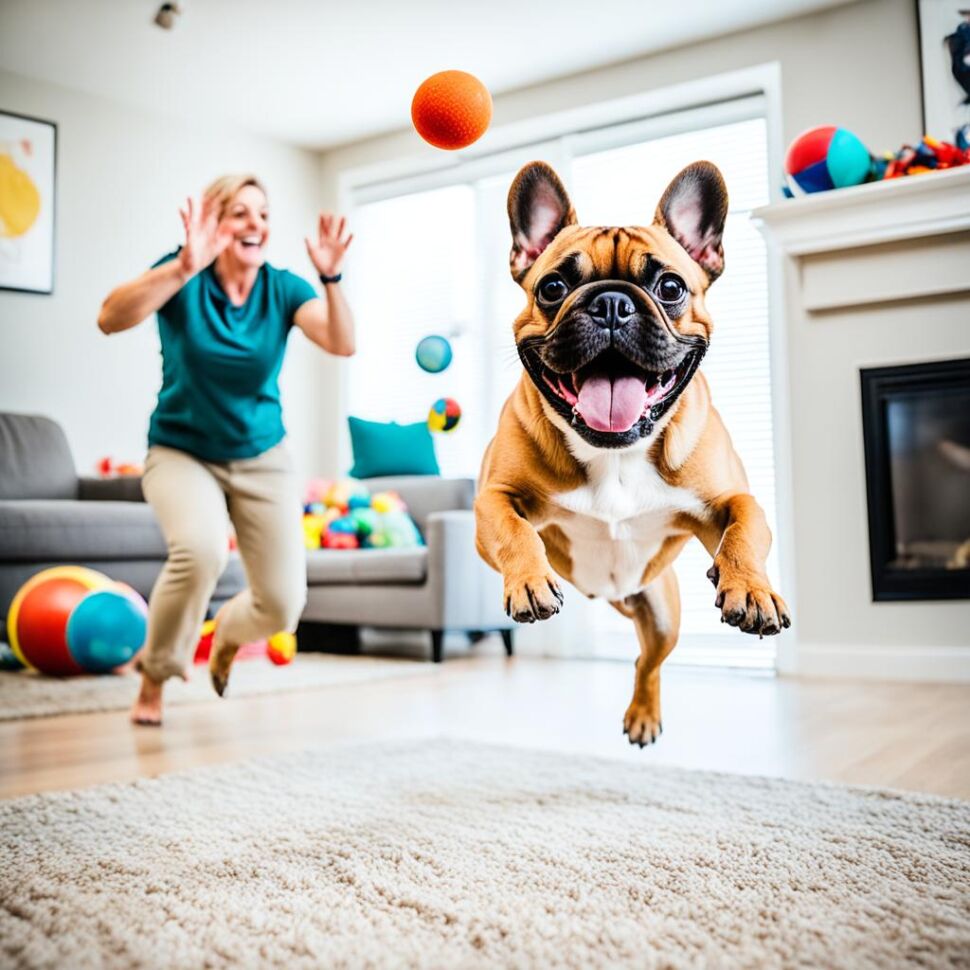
{"left": 202, "top": 174, "right": 268, "bottom": 221}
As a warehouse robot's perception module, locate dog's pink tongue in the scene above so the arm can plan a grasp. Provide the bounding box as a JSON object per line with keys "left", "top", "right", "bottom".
{"left": 575, "top": 374, "right": 647, "bottom": 433}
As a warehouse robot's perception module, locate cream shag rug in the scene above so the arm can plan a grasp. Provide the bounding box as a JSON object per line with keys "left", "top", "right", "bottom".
{"left": 0, "top": 655, "right": 434, "bottom": 721}
{"left": 1, "top": 740, "right": 968, "bottom": 970}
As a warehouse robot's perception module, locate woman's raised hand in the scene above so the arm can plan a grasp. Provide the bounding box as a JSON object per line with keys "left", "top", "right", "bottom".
{"left": 305, "top": 214, "right": 353, "bottom": 278}
{"left": 178, "top": 197, "right": 232, "bottom": 279}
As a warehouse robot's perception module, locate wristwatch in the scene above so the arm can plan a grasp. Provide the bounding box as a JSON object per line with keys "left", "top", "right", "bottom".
{"left": 319, "top": 272, "right": 343, "bottom": 285}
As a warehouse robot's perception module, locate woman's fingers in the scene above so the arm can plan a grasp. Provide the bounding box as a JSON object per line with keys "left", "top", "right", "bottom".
{"left": 336, "top": 216, "right": 346, "bottom": 240}
{"left": 343, "top": 232, "right": 354, "bottom": 250}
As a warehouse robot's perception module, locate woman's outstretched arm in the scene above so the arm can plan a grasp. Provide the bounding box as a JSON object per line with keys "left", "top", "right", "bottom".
{"left": 98, "top": 196, "right": 230, "bottom": 334}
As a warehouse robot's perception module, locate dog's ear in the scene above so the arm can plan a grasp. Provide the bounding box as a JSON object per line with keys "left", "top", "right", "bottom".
{"left": 654, "top": 161, "right": 728, "bottom": 281}
{"left": 508, "top": 161, "right": 576, "bottom": 282}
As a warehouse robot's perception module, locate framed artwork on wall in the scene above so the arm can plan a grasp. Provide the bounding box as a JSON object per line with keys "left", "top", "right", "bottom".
{"left": 918, "top": 0, "right": 970, "bottom": 141}
{"left": 0, "top": 110, "right": 57, "bottom": 294}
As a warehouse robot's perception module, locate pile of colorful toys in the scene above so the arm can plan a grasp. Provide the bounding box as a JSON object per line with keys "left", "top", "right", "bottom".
{"left": 302, "top": 479, "right": 424, "bottom": 551}
{"left": 871, "top": 134, "right": 970, "bottom": 180}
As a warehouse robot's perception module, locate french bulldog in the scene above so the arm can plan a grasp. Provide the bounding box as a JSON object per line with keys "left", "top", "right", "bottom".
{"left": 475, "top": 160, "right": 790, "bottom": 746}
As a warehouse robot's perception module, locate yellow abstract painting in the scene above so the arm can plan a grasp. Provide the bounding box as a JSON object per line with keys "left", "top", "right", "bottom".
{"left": 0, "top": 111, "right": 56, "bottom": 293}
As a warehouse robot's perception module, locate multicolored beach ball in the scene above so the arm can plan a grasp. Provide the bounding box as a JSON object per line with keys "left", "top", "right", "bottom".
{"left": 428, "top": 397, "right": 461, "bottom": 433}
{"left": 784, "top": 126, "right": 871, "bottom": 195}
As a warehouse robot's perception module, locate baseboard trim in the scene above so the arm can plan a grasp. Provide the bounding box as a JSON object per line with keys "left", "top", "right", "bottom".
{"left": 776, "top": 641, "right": 970, "bottom": 683}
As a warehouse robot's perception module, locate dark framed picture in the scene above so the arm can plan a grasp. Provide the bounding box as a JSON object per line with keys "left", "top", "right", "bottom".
{"left": 0, "top": 110, "right": 57, "bottom": 294}
{"left": 918, "top": 0, "right": 970, "bottom": 140}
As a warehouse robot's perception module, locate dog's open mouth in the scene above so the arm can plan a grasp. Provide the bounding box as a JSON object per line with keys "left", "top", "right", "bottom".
{"left": 536, "top": 347, "right": 702, "bottom": 435}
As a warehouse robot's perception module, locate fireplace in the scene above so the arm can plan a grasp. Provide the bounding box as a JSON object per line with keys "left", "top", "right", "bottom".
{"left": 860, "top": 358, "right": 970, "bottom": 602}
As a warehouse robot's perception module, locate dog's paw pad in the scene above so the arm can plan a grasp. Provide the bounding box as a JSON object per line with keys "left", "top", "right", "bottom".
{"left": 504, "top": 573, "right": 563, "bottom": 623}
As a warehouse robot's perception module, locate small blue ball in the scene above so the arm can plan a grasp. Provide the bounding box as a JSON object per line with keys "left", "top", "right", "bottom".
{"left": 415, "top": 335, "right": 453, "bottom": 374}
{"left": 66, "top": 590, "right": 147, "bottom": 673}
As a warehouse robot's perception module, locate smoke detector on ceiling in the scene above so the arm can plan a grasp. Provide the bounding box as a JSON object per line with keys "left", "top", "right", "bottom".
{"left": 153, "top": 2, "right": 182, "bottom": 30}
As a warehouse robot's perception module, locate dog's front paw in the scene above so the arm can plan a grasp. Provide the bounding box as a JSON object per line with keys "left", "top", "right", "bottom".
{"left": 707, "top": 562, "right": 791, "bottom": 636}
{"left": 623, "top": 701, "right": 662, "bottom": 747}
{"left": 504, "top": 573, "right": 564, "bottom": 623}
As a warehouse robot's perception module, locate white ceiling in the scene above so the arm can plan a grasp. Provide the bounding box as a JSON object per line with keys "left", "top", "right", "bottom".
{"left": 0, "top": 0, "right": 855, "bottom": 150}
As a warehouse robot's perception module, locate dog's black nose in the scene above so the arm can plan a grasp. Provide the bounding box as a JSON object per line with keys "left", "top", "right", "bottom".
{"left": 588, "top": 291, "right": 636, "bottom": 328}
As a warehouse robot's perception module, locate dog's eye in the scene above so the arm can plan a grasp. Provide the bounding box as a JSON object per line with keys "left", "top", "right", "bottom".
{"left": 656, "top": 274, "right": 687, "bottom": 304}
{"left": 537, "top": 276, "right": 568, "bottom": 304}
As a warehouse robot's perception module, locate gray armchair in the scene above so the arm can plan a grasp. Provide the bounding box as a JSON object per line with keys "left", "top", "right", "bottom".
{"left": 0, "top": 412, "right": 244, "bottom": 640}
{"left": 301, "top": 475, "right": 514, "bottom": 662}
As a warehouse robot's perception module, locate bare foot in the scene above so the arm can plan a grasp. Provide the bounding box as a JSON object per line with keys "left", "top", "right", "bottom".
{"left": 130, "top": 673, "right": 164, "bottom": 726}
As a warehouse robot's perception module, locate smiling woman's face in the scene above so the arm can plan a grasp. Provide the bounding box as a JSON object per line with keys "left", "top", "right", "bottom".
{"left": 220, "top": 184, "right": 269, "bottom": 267}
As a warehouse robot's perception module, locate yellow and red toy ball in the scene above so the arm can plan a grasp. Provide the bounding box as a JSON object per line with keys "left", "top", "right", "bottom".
{"left": 411, "top": 70, "right": 492, "bottom": 151}
{"left": 8, "top": 566, "right": 111, "bottom": 675}
{"left": 267, "top": 631, "right": 296, "bottom": 666}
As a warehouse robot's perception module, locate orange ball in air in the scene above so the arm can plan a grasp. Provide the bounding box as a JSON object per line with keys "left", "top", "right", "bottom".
{"left": 411, "top": 70, "right": 492, "bottom": 150}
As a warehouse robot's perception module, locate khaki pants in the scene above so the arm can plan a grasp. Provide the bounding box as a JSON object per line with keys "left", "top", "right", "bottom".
{"left": 138, "top": 442, "right": 306, "bottom": 683}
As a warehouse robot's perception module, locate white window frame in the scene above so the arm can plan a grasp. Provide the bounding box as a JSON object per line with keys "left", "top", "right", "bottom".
{"left": 336, "top": 63, "right": 797, "bottom": 658}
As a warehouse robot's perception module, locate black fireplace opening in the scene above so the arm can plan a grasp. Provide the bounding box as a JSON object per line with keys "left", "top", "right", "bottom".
{"left": 860, "top": 358, "right": 970, "bottom": 602}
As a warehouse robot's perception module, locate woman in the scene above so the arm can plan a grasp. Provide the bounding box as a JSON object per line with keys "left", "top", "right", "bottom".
{"left": 98, "top": 174, "right": 355, "bottom": 725}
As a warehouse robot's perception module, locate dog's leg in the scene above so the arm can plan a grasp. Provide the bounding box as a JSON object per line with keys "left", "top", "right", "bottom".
{"left": 475, "top": 486, "right": 564, "bottom": 623}
{"left": 690, "top": 493, "right": 791, "bottom": 636}
{"left": 614, "top": 568, "right": 680, "bottom": 747}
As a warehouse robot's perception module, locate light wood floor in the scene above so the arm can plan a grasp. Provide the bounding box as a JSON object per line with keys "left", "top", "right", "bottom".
{"left": 2, "top": 639, "right": 969, "bottom": 801}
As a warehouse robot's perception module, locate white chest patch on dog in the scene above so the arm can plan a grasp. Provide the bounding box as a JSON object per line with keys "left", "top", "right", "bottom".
{"left": 543, "top": 406, "right": 704, "bottom": 601}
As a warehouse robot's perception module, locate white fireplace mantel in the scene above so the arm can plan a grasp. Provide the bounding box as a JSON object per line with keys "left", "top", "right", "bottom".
{"left": 753, "top": 164, "right": 970, "bottom": 256}
{"left": 753, "top": 167, "right": 970, "bottom": 314}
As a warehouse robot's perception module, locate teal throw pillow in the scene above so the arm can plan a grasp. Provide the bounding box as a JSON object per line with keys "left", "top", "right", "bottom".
{"left": 348, "top": 417, "right": 440, "bottom": 478}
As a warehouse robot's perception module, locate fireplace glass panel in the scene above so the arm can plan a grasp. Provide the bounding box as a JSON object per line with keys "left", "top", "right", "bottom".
{"left": 886, "top": 391, "right": 970, "bottom": 572}
{"left": 861, "top": 358, "right": 970, "bottom": 601}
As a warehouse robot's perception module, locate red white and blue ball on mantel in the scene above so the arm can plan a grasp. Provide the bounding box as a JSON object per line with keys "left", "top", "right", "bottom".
{"left": 784, "top": 125, "right": 871, "bottom": 195}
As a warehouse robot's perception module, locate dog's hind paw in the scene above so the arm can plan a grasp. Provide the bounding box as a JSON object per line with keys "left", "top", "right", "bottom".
{"left": 503, "top": 573, "right": 564, "bottom": 623}
{"left": 623, "top": 702, "right": 663, "bottom": 747}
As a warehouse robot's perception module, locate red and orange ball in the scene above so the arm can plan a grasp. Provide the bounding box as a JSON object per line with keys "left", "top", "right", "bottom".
{"left": 411, "top": 70, "right": 492, "bottom": 151}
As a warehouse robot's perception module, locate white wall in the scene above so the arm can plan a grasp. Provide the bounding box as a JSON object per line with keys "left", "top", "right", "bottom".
{"left": 0, "top": 69, "right": 330, "bottom": 482}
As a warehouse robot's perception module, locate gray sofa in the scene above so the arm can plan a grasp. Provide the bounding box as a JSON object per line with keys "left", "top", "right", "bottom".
{"left": 302, "top": 475, "right": 514, "bottom": 662}
{"left": 0, "top": 412, "right": 513, "bottom": 662}
{"left": 0, "top": 412, "right": 246, "bottom": 640}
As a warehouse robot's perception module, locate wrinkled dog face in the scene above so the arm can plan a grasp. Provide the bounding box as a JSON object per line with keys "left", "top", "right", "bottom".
{"left": 508, "top": 161, "right": 728, "bottom": 449}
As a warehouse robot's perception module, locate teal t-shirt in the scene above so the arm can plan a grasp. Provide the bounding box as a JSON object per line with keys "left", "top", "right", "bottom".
{"left": 148, "top": 251, "right": 316, "bottom": 461}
